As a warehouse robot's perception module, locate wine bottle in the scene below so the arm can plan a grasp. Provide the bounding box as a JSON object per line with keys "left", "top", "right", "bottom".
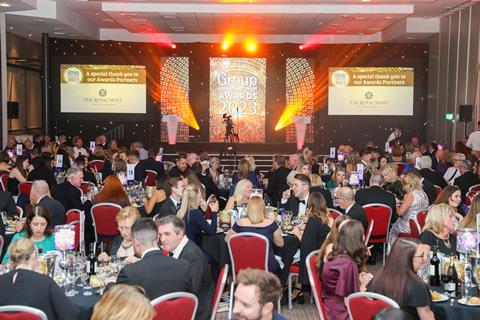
{"left": 429, "top": 246, "right": 440, "bottom": 286}
{"left": 87, "top": 243, "right": 96, "bottom": 276}
{"left": 446, "top": 255, "right": 459, "bottom": 297}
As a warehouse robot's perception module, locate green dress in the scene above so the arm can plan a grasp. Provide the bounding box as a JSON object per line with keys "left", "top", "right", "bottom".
{"left": 2, "top": 232, "right": 55, "bottom": 264}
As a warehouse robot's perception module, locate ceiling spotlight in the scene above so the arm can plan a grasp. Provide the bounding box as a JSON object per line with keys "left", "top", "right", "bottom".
{"left": 171, "top": 43, "right": 176, "bottom": 49}
{"left": 245, "top": 39, "right": 257, "bottom": 53}
{"left": 0, "top": 3, "right": 10, "bottom": 7}
{"left": 299, "top": 44, "right": 304, "bottom": 50}
{"left": 221, "top": 34, "right": 235, "bottom": 51}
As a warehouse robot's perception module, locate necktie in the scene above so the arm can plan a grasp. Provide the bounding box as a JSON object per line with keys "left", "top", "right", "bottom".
{"left": 176, "top": 202, "right": 181, "bottom": 210}
{"left": 168, "top": 252, "right": 174, "bottom": 257}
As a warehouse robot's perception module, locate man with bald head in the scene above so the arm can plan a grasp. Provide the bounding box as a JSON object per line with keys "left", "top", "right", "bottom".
{"left": 355, "top": 174, "right": 397, "bottom": 223}
{"left": 31, "top": 180, "right": 66, "bottom": 227}
{"left": 336, "top": 187, "right": 368, "bottom": 232}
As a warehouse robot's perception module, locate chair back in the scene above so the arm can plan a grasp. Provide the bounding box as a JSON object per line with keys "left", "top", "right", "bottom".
{"left": 211, "top": 264, "right": 229, "bottom": 320}
{"left": 227, "top": 232, "right": 269, "bottom": 283}
{"left": 0, "top": 169, "right": 10, "bottom": 176}
{"left": 364, "top": 220, "right": 374, "bottom": 245}
{"left": 0, "top": 235, "right": 4, "bottom": 257}
{"left": 0, "top": 174, "right": 8, "bottom": 191}
{"left": 80, "top": 182, "right": 95, "bottom": 195}
{"left": 145, "top": 170, "right": 158, "bottom": 186}
{"left": 88, "top": 160, "right": 105, "bottom": 172}
{"left": 151, "top": 292, "right": 198, "bottom": 320}
{"left": 469, "top": 184, "right": 480, "bottom": 193}
{"left": 66, "top": 209, "right": 82, "bottom": 224}
{"left": 328, "top": 208, "right": 343, "bottom": 220}
{"left": 68, "top": 221, "right": 80, "bottom": 251}
{"left": 398, "top": 219, "right": 421, "bottom": 238}
{"left": 18, "top": 181, "right": 33, "bottom": 197}
{"left": 433, "top": 185, "right": 442, "bottom": 200}
{"left": 363, "top": 204, "right": 392, "bottom": 244}
{"left": 0, "top": 305, "right": 48, "bottom": 320}
{"left": 15, "top": 206, "right": 23, "bottom": 219}
{"left": 416, "top": 210, "right": 428, "bottom": 230}
{"left": 396, "top": 163, "right": 406, "bottom": 176}
{"left": 305, "top": 250, "right": 327, "bottom": 320}
{"left": 90, "top": 203, "right": 122, "bottom": 242}
{"left": 346, "top": 292, "right": 400, "bottom": 320}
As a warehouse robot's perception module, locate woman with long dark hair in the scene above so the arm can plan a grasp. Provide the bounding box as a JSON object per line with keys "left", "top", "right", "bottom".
{"left": 368, "top": 238, "right": 434, "bottom": 320}
{"left": 321, "top": 220, "right": 369, "bottom": 320}
{"left": 434, "top": 185, "right": 465, "bottom": 219}
{"left": 8, "top": 155, "right": 29, "bottom": 195}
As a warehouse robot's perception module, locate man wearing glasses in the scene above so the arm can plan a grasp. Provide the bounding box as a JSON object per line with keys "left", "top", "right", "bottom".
{"left": 336, "top": 187, "right": 368, "bottom": 232}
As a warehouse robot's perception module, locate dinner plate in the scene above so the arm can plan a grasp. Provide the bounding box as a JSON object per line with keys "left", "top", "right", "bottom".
{"left": 458, "top": 298, "right": 480, "bottom": 306}
{"left": 216, "top": 228, "right": 225, "bottom": 234}
{"left": 432, "top": 293, "right": 449, "bottom": 303}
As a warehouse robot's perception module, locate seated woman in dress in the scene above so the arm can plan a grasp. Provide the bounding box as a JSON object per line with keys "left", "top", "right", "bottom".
{"left": 293, "top": 192, "right": 333, "bottom": 293}
{"left": 460, "top": 194, "right": 480, "bottom": 229}
{"left": 2, "top": 205, "right": 55, "bottom": 264}
{"left": 325, "top": 166, "right": 347, "bottom": 189}
{"left": 226, "top": 196, "right": 284, "bottom": 273}
{"left": 230, "top": 158, "right": 261, "bottom": 195}
{"left": 321, "top": 220, "right": 368, "bottom": 320}
{"left": 225, "top": 179, "right": 253, "bottom": 211}
{"left": 27, "top": 154, "right": 56, "bottom": 187}
{"left": 309, "top": 174, "right": 334, "bottom": 208}
{"left": 419, "top": 203, "right": 457, "bottom": 257}
{"left": 376, "top": 155, "right": 389, "bottom": 171}
{"left": 93, "top": 175, "right": 131, "bottom": 207}
{"left": 368, "top": 238, "right": 434, "bottom": 320}
{"left": 321, "top": 220, "right": 369, "bottom": 320}
{"left": 143, "top": 178, "right": 167, "bottom": 216}
{"left": 317, "top": 215, "right": 351, "bottom": 268}
{"left": 388, "top": 172, "right": 429, "bottom": 248}
{"left": 381, "top": 163, "right": 405, "bottom": 200}
{"left": 0, "top": 238, "right": 79, "bottom": 320}
{"left": 295, "top": 161, "right": 312, "bottom": 177}
{"left": 8, "top": 155, "right": 29, "bottom": 195}
{"left": 177, "top": 184, "right": 218, "bottom": 245}
{"left": 98, "top": 206, "right": 141, "bottom": 264}
{"left": 434, "top": 185, "right": 465, "bottom": 219}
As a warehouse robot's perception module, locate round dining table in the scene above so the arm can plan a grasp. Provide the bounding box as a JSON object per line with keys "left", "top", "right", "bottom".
{"left": 431, "top": 286, "right": 480, "bottom": 320}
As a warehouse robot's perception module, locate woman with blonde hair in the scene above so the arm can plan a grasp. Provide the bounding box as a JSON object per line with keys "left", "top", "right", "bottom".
{"left": 310, "top": 174, "right": 334, "bottom": 208}
{"left": 460, "top": 194, "right": 480, "bottom": 229}
{"left": 177, "top": 184, "right": 218, "bottom": 245}
{"left": 98, "top": 206, "right": 141, "bottom": 263}
{"left": 231, "top": 157, "right": 261, "bottom": 193}
{"left": 226, "top": 196, "right": 284, "bottom": 273}
{"left": 381, "top": 164, "right": 405, "bottom": 200}
{"left": 92, "top": 285, "right": 154, "bottom": 320}
{"left": 388, "top": 172, "right": 429, "bottom": 248}
{"left": 295, "top": 161, "right": 312, "bottom": 177}
{"left": 225, "top": 179, "right": 253, "bottom": 210}
{"left": 0, "top": 238, "right": 79, "bottom": 320}
{"left": 419, "top": 204, "right": 457, "bottom": 256}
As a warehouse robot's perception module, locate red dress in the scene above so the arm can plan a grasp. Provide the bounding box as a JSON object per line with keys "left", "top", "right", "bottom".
{"left": 321, "top": 254, "right": 360, "bottom": 320}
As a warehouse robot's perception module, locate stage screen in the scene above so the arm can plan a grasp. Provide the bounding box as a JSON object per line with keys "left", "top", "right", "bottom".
{"left": 328, "top": 67, "right": 414, "bottom": 116}
{"left": 209, "top": 58, "right": 266, "bottom": 143}
{"left": 60, "top": 64, "right": 146, "bottom": 113}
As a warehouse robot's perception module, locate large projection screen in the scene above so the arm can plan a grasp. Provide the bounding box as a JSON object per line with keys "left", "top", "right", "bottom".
{"left": 328, "top": 67, "right": 414, "bottom": 116}
{"left": 60, "top": 64, "right": 146, "bottom": 113}
{"left": 209, "top": 58, "right": 266, "bottom": 143}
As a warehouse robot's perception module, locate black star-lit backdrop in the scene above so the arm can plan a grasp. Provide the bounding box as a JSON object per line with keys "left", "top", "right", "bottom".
{"left": 49, "top": 39, "right": 428, "bottom": 153}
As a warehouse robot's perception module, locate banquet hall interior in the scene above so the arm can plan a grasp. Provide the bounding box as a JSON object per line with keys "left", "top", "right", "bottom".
{"left": 1, "top": 1, "right": 480, "bottom": 320}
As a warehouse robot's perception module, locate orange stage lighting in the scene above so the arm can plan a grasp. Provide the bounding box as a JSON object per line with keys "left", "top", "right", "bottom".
{"left": 171, "top": 43, "right": 176, "bottom": 49}
{"left": 245, "top": 39, "right": 257, "bottom": 53}
{"left": 221, "top": 34, "right": 235, "bottom": 51}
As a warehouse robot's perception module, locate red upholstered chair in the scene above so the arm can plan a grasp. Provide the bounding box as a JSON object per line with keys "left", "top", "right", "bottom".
{"left": 145, "top": 170, "right": 158, "bottom": 186}
{"left": 0, "top": 174, "right": 8, "bottom": 191}
{"left": 0, "top": 235, "right": 4, "bottom": 257}
{"left": 416, "top": 210, "right": 428, "bottom": 231}
{"left": 433, "top": 185, "right": 442, "bottom": 200}
{"left": 0, "top": 305, "right": 48, "bottom": 320}
{"left": 88, "top": 160, "right": 104, "bottom": 172}
{"left": 15, "top": 206, "right": 23, "bottom": 219}
{"left": 396, "top": 163, "right": 406, "bottom": 176}
{"left": 68, "top": 221, "right": 80, "bottom": 251}
{"left": 227, "top": 232, "right": 269, "bottom": 318}
{"left": 328, "top": 208, "right": 343, "bottom": 220}
{"left": 363, "top": 204, "right": 392, "bottom": 265}
{"left": 90, "top": 203, "right": 122, "bottom": 243}
{"left": 80, "top": 182, "right": 95, "bottom": 195}
{"left": 211, "top": 264, "right": 229, "bottom": 320}
{"left": 66, "top": 209, "right": 82, "bottom": 224}
{"left": 0, "top": 169, "right": 10, "bottom": 176}
{"left": 18, "top": 181, "right": 33, "bottom": 197}
{"left": 306, "top": 250, "right": 327, "bottom": 320}
{"left": 345, "top": 292, "right": 400, "bottom": 320}
{"left": 469, "top": 184, "right": 480, "bottom": 193}
{"left": 364, "top": 220, "right": 375, "bottom": 245}
{"left": 398, "top": 219, "right": 421, "bottom": 239}
{"left": 287, "top": 263, "right": 300, "bottom": 309}
{"left": 151, "top": 292, "right": 198, "bottom": 320}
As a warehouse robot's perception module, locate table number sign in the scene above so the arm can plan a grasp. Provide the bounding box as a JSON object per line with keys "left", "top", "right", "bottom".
{"left": 127, "top": 164, "right": 135, "bottom": 181}
{"left": 89, "top": 141, "right": 96, "bottom": 153}
{"left": 323, "top": 163, "right": 329, "bottom": 174}
{"left": 16, "top": 144, "right": 22, "bottom": 156}
{"left": 55, "top": 154, "right": 63, "bottom": 169}
{"left": 329, "top": 147, "right": 336, "bottom": 159}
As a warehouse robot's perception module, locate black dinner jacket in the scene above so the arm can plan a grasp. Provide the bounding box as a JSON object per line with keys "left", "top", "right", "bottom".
{"left": 141, "top": 157, "right": 167, "bottom": 181}
{"left": 133, "top": 161, "right": 146, "bottom": 182}
{"left": 420, "top": 168, "right": 447, "bottom": 189}
{"left": 178, "top": 240, "right": 214, "bottom": 320}
{"left": 116, "top": 250, "right": 192, "bottom": 300}
{"left": 0, "top": 191, "right": 17, "bottom": 238}
{"left": 421, "top": 179, "right": 437, "bottom": 205}
{"left": 279, "top": 196, "right": 304, "bottom": 216}
{"left": 266, "top": 166, "right": 290, "bottom": 206}
{"left": 38, "top": 196, "right": 66, "bottom": 227}
{"left": 345, "top": 202, "right": 369, "bottom": 232}
{"left": 51, "top": 180, "right": 88, "bottom": 211}
{"left": 355, "top": 186, "right": 397, "bottom": 222}
{"left": 158, "top": 197, "right": 178, "bottom": 218}
{"left": 454, "top": 171, "right": 480, "bottom": 201}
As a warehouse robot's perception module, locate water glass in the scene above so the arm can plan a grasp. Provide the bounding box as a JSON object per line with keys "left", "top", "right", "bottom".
{"left": 0, "top": 211, "right": 6, "bottom": 225}
{"left": 83, "top": 278, "right": 92, "bottom": 296}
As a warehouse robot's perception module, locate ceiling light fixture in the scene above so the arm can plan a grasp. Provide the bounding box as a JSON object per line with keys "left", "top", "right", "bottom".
{"left": 0, "top": 3, "right": 10, "bottom": 7}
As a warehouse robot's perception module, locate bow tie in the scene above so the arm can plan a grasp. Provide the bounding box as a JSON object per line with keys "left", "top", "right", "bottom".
{"left": 298, "top": 199, "right": 306, "bottom": 205}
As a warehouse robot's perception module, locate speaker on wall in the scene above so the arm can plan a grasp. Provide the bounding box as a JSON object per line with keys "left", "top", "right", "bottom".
{"left": 459, "top": 104, "right": 472, "bottom": 122}
{"left": 7, "top": 101, "right": 19, "bottom": 119}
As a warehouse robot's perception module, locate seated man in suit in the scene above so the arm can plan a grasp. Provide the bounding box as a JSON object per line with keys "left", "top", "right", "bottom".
{"left": 336, "top": 187, "right": 368, "bottom": 232}
{"left": 454, "top": 159, "right": 480, "bottom": 201}
{"left": 157, "top": 215, "right": 213, "bottom": 320}
{"left": 280, "top": 173, "right": 310, "bottom": 217}
{"left": 158, "top": 176, "right": 185, "bottom": 218}
{"left": 266, "top": 154, "right": 290, "bottom": 206}
{"left": 127, "top": 150, "right": 146, "bottom": 182}
{"left": 141, "top": 149, "right": 167, "bottom": 182}
{"left": 31, "top": 180, "right": 66, "bottom": 227}
{"left": 168, "top": 153, "right": 190, "bottom": 178}
{"left": 355, "top": 174, "right": 397, "bottom": 223}
{"left": 109, "top": 218, "right": 192, "bottom": 300}
{"left": 418, "top": 156, "right": 447, "bottom": 188}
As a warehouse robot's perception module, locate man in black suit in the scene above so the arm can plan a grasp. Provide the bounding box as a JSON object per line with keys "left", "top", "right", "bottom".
{"left": 141, "top": 149, "right": 167, "bottom": 182}
{"left": 411, "top": 169, "right": 437, "bottom": 205}
{"left": 419, "top": 156, "right": 447, "bottom": 188}
{"left": 280, "top": 174, "right": 311, "bottom": 216}
{"left": 109, "top": 218, "right": 192, "bottom": 300}
{"left": 168, "top": 153, "right": 190, "bottom": 178}
{"left": 355, "top": 174, "right": 397, "bottom": 223}
{"left": 127, "top": 150, "right": 146, "bottom": 182}
{"left": 336, "top": 187, "right": 368, "bottom": 232}
{"left": 157, "top": 215, "right": 213, "bottom": 320}
{"left": 266, "top": 154, "right": 290, "bottom": 206}
{"left": 31, "top": 180, "right": 66, "bottom": 227}
{"left": 454, "top": 160, "right": 480, "bottom": 201}
{"left": 158, "top": 177, "right": 185, "bottom": 218}
{"left": 0, "top": 190, "right": 17, "bottom": 238}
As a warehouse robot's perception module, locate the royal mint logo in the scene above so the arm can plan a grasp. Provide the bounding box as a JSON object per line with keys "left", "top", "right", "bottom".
{"left": 99, "top": 89, "right": 107, "bottom": 97}
{"left": 365, "top": 91, "right": 373, "bottom": 100}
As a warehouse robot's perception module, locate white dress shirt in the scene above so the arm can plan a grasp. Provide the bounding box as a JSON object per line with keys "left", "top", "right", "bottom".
{"left": 171, "top": 236, "right": 189, "bottom": 259}
{"left": 467, "top": 130, "right": 480, "bottom": 151}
